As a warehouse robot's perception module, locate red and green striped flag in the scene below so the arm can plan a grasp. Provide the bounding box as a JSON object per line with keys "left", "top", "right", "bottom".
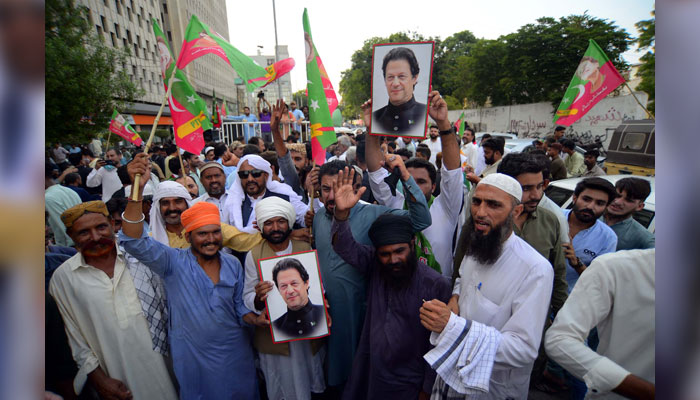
{"left": 153, "top": 19, "right": 211, "bottom": 154}
{"left": 553, "top": 39, "right": 625, "bottom": 126}
{"left": 109, "top": 110, "right": 143, "bottom": 146}
{"left": 303, "top": 8, "right": 337, "bottom": 166}
{"left": 455, "top": 111, "right": 466, "bottom": 138}
{"left": 177, "top": 15, "right": 295, "bottom": 92}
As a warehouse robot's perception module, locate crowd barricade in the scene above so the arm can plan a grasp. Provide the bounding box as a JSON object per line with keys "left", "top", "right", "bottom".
{"left": 220, "top": 121, "right": 312, "bottom": 146}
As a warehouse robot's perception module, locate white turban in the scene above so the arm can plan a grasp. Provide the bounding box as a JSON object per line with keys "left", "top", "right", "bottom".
{"left": 255, "top": 196, "right": 296, "bottom": 229}
{"left": 224, "top": 154, "right": 306, "bottom": 233}
{"left": 477, "top": 173, "right": 523, "bottom": 202}
{"left": 149, "top": 181, "right": 193, "bottom": 245}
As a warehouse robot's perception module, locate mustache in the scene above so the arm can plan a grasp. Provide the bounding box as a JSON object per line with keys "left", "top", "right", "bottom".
{"left": 83, "top": 237, "right": 114, "bottom": 250}
{"left": 165, "top": 210, "right": 182, "bottom": 216}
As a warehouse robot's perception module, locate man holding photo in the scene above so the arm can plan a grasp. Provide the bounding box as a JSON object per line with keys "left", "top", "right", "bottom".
{"left": 372, "top": 46, "right": 427, "bottom": 136}
{"left": 271, "top": 257, "right": 326, "bottom": 338}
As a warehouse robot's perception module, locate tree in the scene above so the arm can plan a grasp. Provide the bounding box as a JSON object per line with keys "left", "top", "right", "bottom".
{"left": 46, "top": 0, "right": 142, "bottom": 144}
{"left": 455, "top": 14, "right": 630, "bottom": 107}
{"left": 432, "top": 30, "right": 477, "bottom": 96}
{"left": 339, "top": 32, "right": 425, "bottom": 119}
{"left": 635, "top": 10, "right": 655, "bottom": 113}
{"left": 291, "top": 89, "right": 307, "bottom": 108}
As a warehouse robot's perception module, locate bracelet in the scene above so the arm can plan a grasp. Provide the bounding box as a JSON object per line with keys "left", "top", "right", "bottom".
{"left": 439, "top": 127, "right": 455, "bottom": 136}
{"left": 121, "top": 211, "right": 145, "bottom": 224}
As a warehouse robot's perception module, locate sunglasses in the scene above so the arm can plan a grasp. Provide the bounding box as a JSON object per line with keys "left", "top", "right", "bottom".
{"left": 238, "top": 169, "right": 264, "bottom": 179}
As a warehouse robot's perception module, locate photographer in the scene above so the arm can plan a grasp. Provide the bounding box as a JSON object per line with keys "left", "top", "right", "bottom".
{"left": 256, "top": 92, "right": 272, "bottom": 142}
{"left": 85, "top": 147, "right": 123, "bottom": 201}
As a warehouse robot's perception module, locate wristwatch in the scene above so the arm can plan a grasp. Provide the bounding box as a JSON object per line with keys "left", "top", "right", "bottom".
{"left": 438, "top": 126, "right": 454, "bottom": 136}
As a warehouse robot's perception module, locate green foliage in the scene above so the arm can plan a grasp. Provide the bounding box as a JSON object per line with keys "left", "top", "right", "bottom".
{"left": 291, "top": 89, "right": 307, "bottom": 107}
{"left": 432, "top": 30, "right": 477, "bottom": 96}
{"left": 46, "top": 0, "right": 142, "bottom": 145}
{"left": 443, "top": 95, "right": 462, "bottom": 110}
{"left": 635, "top": 10, "right": 655, "bottom": 113}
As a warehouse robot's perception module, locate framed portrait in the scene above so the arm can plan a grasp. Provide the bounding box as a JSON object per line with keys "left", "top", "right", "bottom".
{"left": 370, "top": 41, "right": 435, "bottom": 139}
{"left": 257, "top": 250, "right": 330, "bottom": 344}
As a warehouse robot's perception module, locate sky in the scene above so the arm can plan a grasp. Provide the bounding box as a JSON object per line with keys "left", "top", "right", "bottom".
{"left": 225, "top": 0, "right": 655, "bottom": 102}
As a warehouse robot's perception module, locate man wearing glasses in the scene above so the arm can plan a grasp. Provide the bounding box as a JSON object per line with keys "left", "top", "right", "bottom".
{"left": 224, "top": 154, "right": 308, "bottom": 234}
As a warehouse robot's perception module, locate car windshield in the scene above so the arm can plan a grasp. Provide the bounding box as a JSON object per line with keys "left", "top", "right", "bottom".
{"left": 633, "top": 209, "right": 654, "bottom": 229}
{"left": 545, "top": 186, "right": 573, "bottom": 207}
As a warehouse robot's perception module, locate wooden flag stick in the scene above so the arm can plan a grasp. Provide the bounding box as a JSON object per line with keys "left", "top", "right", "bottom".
{"left": 176, "top": 145, "right": 187, "bottom": 179}
{"left": 104, "top": 131, "right": 112, "bottom": 156}
{"left": 131, "top": 66, "right": 178, "bottom": 200}
{"left": 623, "top": 81, "right": 654, "bottom": 120}
{"left": 308, "top": 160, "right": 316, "bottom": 238}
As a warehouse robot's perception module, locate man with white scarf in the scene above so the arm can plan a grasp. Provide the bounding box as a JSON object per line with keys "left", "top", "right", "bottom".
{"left": 150, "top": 180, "right": 264, "bottom": 251}
{"left": 419, "top": 173, "right": 553, "bottom": 399}
{"left": 242, "top": 196, "right": 327, "bottom": 400}
{"left": 224, "top": 154, "right": 308, "bottom": 233}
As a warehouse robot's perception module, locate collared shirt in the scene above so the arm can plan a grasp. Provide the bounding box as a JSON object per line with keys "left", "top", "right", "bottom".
{"left": 193, "top": 191, "right": 230, "bottom": 221}
{"left": 48, "top": 248, "right": 177, "bottom": 398}
{"left": 565, "top": 152, "right": 586, "bottom": 177}
{"left": 45, "top": 184, "right": 81, "bottom": 247}
{"left": 479, "top": 158, "right": 502, "bottom": 178}
{"left": 420, "top": 137, "right": 442, "bottom": 166}
{"left": 513, "top": 207, "right": 568, "bottom": 314}
{"left": 368, "top": 164, "right": 464, "bottom": 278}
{"left": 453, "top": 233, "right": 554, "bottom": 399}
{"left": 86, "top": 166, "right": 122, "bottom": 202}
{"left": 119, "top": 230, "right": 257, "bottom": 399}
{"left": 461, "top": 142, "right": 478, "bottom": 169}
{"left": 273, "top": 302, "right": 326, "bottom": 338}
{"left": 607, "top": 216, "right": 655, "bottom": 251}
{"left": 564, "top": 210, "right": 617, "bottom": 292}
{"left": 550, "top": 156, "right": 567, "bottom": 180}
{"left": 583, "top": 164, "right": 606, "bottom": 177}
{"left": 373, "top": 96, "right": 427, "bottom": 137}
{"left": 546, "top": 249, "right": 655, "bottom": 398}
{"left": 538, "top": 194, "right": 570, "bottom": 244}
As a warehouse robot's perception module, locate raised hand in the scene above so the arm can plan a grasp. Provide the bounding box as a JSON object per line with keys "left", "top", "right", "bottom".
{"left": 427, "top": 90, "right": 450, "bottom": 129}
{"left": 361, "top": 99, "right": 373, "bottom": 128}
{"left": 127, "top": 153, "right": 150, "bottom": 192}
{"left": 332, "top": 167, "right": 365, "bottom": 220}
{"left": 270, "top": 99, "right": 288, "bottom": 133}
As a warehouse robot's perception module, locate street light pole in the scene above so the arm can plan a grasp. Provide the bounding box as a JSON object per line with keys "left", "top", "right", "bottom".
{"left": 272, "top": 0, "right": 282, "bottom": 100}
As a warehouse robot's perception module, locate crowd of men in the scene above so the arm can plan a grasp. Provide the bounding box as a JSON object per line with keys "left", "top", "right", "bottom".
{"left": 45, "top": 94, "right": 655, "bottom": 400}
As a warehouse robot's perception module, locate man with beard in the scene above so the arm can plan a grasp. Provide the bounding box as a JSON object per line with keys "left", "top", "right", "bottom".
{"left": 308, "top": 163, "right": 431, "bottom": 394}
{"left": 421, "top": 125, "right": 442, "bottom": 166}
{"left": 329, "top": 168, "right": 452, "bottom": 399}
{"left": 603, "top": 177, "right": 655, "bottom": 251}
{"left": 268, "top": 100, "right": 310, "bottom": 200}
{"left": 563, "top": 177, "right": 618, "bottom": 292}
{"left": 242, "top": 196, "right": 327, "bottom": 399}
{"left": 224, "top": 154, "right": 308, "bottom": 234}
{"left": 120, "top": 158, "right": 268, "bottom": 399}
{"left": 421, "top": 173, "right": 553, "bottom": 399}
{"left": 582, "top": 150, "right": 606, "bottom": 177}
{"left": 193, "top": 162, "right": 229, "bottom": 219}
{"left": 49, "top": 201, "right": 177, "bottom": 400}
{"left": 465, "top": 137, "right": 504, "bottom": 185}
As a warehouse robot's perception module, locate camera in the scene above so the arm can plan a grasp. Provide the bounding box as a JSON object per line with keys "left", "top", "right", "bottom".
{"left": 104, "top": 160, "right": 116, "bottom": 166}
{"left": 257, "top": 91, "right": 265, "bottom": 99}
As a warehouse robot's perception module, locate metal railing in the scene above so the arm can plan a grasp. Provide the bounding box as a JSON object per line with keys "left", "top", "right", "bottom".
{"left": 220, "top": 121, "right": 312, "bottom": 146}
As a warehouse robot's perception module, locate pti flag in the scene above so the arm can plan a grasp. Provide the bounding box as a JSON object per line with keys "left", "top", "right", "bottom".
{"left": 553, "top": 39, "right": 625, "bottom": 126}
{"left": 109, "top": 110, "right": 143, "bottom": 146}
{"left": 177, "top": 15, "right": 295, "bottom": 92}
{"left": 153, "top": 19, "right": 211, "bottom": 154}
{"left": 303, "top": 8, "right": 337, "bottom": 166}
{"left": 455, "top": 111, "right": 466, "bottom": 138}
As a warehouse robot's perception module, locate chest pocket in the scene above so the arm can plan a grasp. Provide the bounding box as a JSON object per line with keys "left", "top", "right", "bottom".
{"left": 464, "top": 280, "right": 502, "bottom": 327}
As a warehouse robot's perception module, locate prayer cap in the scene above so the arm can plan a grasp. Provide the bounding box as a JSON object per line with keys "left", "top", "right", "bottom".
{"left": 204, "top": 146, "right": 215, "bottom": 155}
{"left": 285, "top": 143, "right": 306, "bottom": 156}
{"left": 478, "top": 173, "right": 523, "bottom": 201}
{"left": 199, "top": 161, "right": 225, "bottom": 173}
{"left": 255, "top": 196, "right": 296, "bottom": 228}
{"left": 61, "top": 201, "right": 109, "bottom": 229}
{"left": 368, "top": 214, "right": 414, "bottom": 248}
{"left": 180, "top": 202, "right": 220, "bottom": 233}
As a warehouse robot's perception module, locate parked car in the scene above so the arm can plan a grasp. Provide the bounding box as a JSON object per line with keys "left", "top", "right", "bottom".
{"left": 504, "top": 138, "right": 537, "bottom": 154}
{"left": 475, "top": 132, "right": 517, "bottom": 143}
{"left": 604, "top": 119, "right": 655, "bottom": 176}
{"left": 544, "top": 175, "right": 655, "bottom": 232}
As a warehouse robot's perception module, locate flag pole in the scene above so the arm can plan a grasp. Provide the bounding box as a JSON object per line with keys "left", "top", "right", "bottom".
{"left": 176, "top": 145, "right": 187, "bottom": 179}
{"left": 308, "top": 160, "right": 316, "bottom": 239}
{"left": 131, "top": 66, "right": 178, "bottom": 200}
{"left": 623, "top": 81, "right": 654, "bottom": 120}
{"left": 104, "top": 131, "right": 112, "bottom": 156}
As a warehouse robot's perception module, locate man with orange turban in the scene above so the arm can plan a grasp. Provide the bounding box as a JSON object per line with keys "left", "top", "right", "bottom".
{"left": 120, "top": 153, "right": 268, "bottom": 399}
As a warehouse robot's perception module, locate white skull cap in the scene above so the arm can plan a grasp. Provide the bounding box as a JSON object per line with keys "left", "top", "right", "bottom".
{"left": 477, "top": 173, "right": 523, "bottom": 201}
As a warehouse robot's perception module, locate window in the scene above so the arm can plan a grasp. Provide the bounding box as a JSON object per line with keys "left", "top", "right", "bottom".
{"left": 145, "top": 40, "right": 150, "bottom": 59}
{"left": 100, "top": 16, "right": 106, "bottom": 29}
{"left": 620, "top": 132, "right": 647, "bottom": 152}
{"left": 132, "top": 65, "right": 137, "bottom": 76}
{"left": 115, "top": 0, "right": 122, "bottom": 15}
{"left": 167, "top": 31, "right": 172, "bottom": 41}
{"left": 126, "top": 29, "right": 132, "bottom": 44}
{"left": 123, "top": 38, "right": 127, "bottom": 49}
{"left": 133, "top": 43, "right": 138, "bottom": 56}
{"left": 114, "top": 23, "right": 120, "bottom": 38}
{"left": 110, "top": 32, "right": 117, "bottom": 47}
{"left": 162, "top": 2, "right": 167, "bottom": 13}
{"left": 127, "top": 7, "right": 132, "bottom": 21}
{"left": 544, "top": 186, "right": 574, "bottom": 207}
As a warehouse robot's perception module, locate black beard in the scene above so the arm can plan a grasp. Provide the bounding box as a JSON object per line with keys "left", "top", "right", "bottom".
{"left": 377, "top": 249, "right": 417, "bottom": 290}
{"left": 572, "top": 203, "right": 599, "bottom": 223}
{"left": 262, "top": 228, "right": 292, "bottom": 244}
{"left": 464, "top": 214, "right": 513, "bottom": 265}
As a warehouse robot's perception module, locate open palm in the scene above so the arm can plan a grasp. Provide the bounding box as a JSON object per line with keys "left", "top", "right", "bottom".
{"left": 428, "top": 90, "right": 448, "bottom": 124}
{"left": 332, "top": 168, "right": 365, "bottom": 214}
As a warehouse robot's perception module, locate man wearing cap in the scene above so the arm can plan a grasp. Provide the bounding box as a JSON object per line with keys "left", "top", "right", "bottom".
{"left": 242, "top": 196, "right": 327, "bottom": 400}
{"left": 193, "top": 161, "right": 230, "bottom": 220}
{"left": 225, "top": 154, "right": 308, "bottom": 234}
{"left": 329, "top": 168, "right": 452, "bottom": 399}
{"left": 120, "top": 155, "right": 269, "bottom": 399}
{"left": 420, "top": 173, "right": 553, "bottom": 399}
{"left": 49, "top": 201, "right": 177, "bottom": 400}
{"left": 204, "top": 146, "right": 215, "bottom": 161}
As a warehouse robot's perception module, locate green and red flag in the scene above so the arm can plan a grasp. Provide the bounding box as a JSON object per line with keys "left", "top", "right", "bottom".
{"left": 109, "top": 110, "right": 143, "bottom": 146}
{"left": 455, "top": 111, "right": 466, "bottom": 138}
{"left": 303, "top": 8, "right": 337, "bottom": 166}
{"left": 221, "top": 99, "right": 228, "bottom": 119}
{"left": 176, "top": 15, "right": 295, "bottom": 92}
{"left": 153, "top": 19, "right": 211, "bottom": 154}
{"left": 553, "top": 39, "right": 625, "bottom": 126}
{"left": 211, "top": 91, "right": 220, "bottom": 128}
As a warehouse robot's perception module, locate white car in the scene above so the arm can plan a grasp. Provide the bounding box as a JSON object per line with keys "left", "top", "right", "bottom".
{"left": 504, "top": 138, "right": 537, "bottom": 154}
{"left": 475, "top": 132, "right": 517, "bottom": 143}
{"left": 544, "top": 175, "right": 655, "bottom": 232}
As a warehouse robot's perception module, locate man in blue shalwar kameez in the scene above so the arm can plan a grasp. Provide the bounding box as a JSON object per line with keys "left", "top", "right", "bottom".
{"left": 120, "top": 154, "right": 267, "bottom": 399}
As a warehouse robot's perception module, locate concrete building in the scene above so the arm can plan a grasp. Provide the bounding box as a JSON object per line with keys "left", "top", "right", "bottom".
{"left": 244, "top": 45, "right": 293, "bottom": 111}
{"left": 78, "top": 0, "right": 238, "bottom": 133}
